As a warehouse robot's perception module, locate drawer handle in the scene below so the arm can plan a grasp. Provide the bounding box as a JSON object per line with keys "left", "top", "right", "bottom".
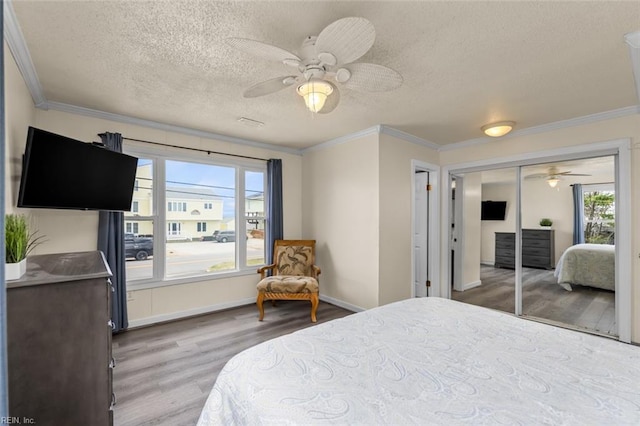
{"left": 110, "top": 392, "right": 117, "bottom": 409}
{"left": 108, "top": 320, "right": 115, "bottom": 330}
{"left": 109, "top": 357, "right": 117, "bottom": 369}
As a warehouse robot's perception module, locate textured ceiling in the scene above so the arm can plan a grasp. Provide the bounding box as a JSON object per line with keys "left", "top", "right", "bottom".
{"left": 10, "top": 1, "right": 640, "bottom": 149}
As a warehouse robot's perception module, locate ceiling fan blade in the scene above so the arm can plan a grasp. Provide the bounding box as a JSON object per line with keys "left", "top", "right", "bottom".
{"left": 315, "top": 17, "right": 375, "bottom": 65}
{"left": 243, "top": 76, "right": 298, "bottom": 98}
{"left": 226, "top": 38, "right": 300, "bottom": 64}
{"left": 524, "top": 173, "right": 549, "bottom": 179}
{"left": 558, "top": 171, "right": 592, "bottom": 176}
{"left": 318, "top": 82, "right": 340, "bottom": 114}
{"left": 343, "top": 63, "right": 403, "bottom": 92}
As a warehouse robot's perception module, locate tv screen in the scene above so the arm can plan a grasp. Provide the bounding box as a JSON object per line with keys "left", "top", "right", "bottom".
{"left": 17, "top": 127, "right": 138, "bottom": 211}
{"left": 481, "top": 201, "right": 507, "bottom": 220}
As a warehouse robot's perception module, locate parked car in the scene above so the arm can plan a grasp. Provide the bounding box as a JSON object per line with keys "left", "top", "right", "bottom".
{"left": 125, "top": 235, "right": 153, "bottom": 260}
{"left": 213, "top": 230, "right": 236, "bottom": 243}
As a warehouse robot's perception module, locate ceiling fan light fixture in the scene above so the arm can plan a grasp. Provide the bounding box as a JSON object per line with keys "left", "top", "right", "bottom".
{"left": 296, "top": 80, "right": 334, "bottom": 113}
{"left": 481, "top": 121, "right": 516, "bottom": 137}
{"left": 547, "top": 177, "right": 560, "bottom": 188}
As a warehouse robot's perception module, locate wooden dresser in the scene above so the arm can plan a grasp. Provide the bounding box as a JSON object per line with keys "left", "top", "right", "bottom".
{"left": 7, "top": 251, "right": 114, "bottom": 426}
{"left": 495, "top": 229, "right": 555, "bottom": 270}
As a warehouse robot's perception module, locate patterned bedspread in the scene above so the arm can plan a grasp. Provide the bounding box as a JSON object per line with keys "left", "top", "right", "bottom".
{"left": 197, "top": 297, "right": 640, "bottom": 425}
{"left": 554, "top": 243, "right": 615, "bottom": 291}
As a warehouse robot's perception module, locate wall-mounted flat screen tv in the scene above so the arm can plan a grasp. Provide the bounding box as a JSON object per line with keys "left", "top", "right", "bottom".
{"left": 481, "top": 201, "right": 507, "bottom": 220}
{"left": 17, "top": 127, "right": 138, "bottom": 211}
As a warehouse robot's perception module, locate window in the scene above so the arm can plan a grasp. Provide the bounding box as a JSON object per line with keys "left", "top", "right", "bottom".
{"left": 124, "top": 158, "right": 154, "bottom": 280}
{"left": 168, "top": 202, "right": 187, "bottom": 212}
{"left": 123, "top": 152, "right": 266, "bottom": 287}
{"left": 582, "top": 184, "right": 615, "bottom": 244}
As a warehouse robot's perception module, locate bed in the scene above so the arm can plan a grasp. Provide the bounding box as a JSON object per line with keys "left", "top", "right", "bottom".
{"left": 197, "top": 297, "right": 640, "bottom": 425}
{"left": 554, "top": 243, "right": 615, "bottom": 291}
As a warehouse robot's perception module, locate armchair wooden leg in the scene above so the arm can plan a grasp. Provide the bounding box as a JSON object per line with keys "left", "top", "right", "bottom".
{"left": 257, "top": 292, "right": 265, "bottom": 321}
{"left": 310, "top": 293, "right": 319, "bottom": 323}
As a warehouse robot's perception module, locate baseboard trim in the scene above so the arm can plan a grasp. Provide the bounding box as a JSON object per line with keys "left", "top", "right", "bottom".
{"left": 319, "top": 294, "right": 365, "bottom": 313}
{"left": 463, "top": 280, "right": 482, "bottom": 291}
{"left": 127, "top": 294, "right": 364, "bottom": 329}
{"left": 127, "top": 297, "right": 256, "bottom": 329}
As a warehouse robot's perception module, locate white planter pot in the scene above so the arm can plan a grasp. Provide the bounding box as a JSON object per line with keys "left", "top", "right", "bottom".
{"left": 6, "top": 258, "right": 27, "bottom": 281}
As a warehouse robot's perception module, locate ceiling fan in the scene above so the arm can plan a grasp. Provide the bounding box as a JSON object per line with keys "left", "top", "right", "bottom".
{"left": 525, "top": 166, "right": 591, "bottom": 187}
{"left": 226, "top": 17, "right": 403, "bottom": 114}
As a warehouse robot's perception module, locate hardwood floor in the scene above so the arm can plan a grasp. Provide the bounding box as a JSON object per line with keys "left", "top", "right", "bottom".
{"left": 452, "top": 265, "right": 616, "bottom": 336}
{"left": 112, "top": 301, "right": 354, "bottom": 426}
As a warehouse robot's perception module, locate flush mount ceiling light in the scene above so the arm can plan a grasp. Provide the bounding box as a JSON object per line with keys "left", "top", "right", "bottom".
{"left": 481, "top": 121, "right": 516, "bottom": 137}
{"left": 296, "top": 80, "right": 334, "bottom": 113}
{"left": 547, "top": 177, "right": 560, "bottom": 188}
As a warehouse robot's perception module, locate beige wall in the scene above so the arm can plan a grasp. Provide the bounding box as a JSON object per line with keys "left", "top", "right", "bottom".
{"left": 480, "top": 180, "right": 517, "bottom": 264}
{"left": 460, "top": 172, "right": 482, "bottom": 287}
{"left": 302, "top": 134, "right": 380, "bottom": 309}
{"left": 301, "top": 133, "right": 439, "bottom": 309}
{"left": 5, "top": 43, "right": 36, "bottom": 215}
{"left": 378, "top": 134, "right": 439, "bottom": 305}
{"left": 441, "top": 114, "right": 640, "bottom": 342}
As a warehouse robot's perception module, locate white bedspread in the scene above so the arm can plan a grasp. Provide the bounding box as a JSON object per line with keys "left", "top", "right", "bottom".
{"left": 554, "top": 243, "right": 615, "bottom": 291}
{"left": 198, "top": 298, "right": 640, "bottom": 425}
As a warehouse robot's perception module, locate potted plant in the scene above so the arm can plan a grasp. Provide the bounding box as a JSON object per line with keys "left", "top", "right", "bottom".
{"left": 5, "top": 214, "right": 42, "bottom": 280}
{"left": 539, "top": 218, "right": 553, "bottom": 228}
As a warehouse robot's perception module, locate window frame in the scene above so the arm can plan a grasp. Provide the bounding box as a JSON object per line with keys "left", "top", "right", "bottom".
{"left": 123, "top": 145, "right": 268, "bottom": 291}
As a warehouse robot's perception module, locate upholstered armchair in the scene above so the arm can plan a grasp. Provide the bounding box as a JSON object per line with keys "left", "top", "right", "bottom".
{"left": 256, "top": 240, "right": 321, "bottom": 322}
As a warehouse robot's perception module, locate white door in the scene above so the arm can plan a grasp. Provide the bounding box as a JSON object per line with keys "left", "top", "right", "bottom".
{"left": 414, "top": 171, "right": 430, "bottom": 297}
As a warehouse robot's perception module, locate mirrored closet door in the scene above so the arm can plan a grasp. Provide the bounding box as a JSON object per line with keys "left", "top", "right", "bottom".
{"left": 449, "top": 155, "right": 618, "bottom": 338}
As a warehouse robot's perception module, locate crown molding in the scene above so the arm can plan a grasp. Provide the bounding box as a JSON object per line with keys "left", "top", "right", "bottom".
{"left": 44, "top": 101, "right": 304, "bottom": 156}
{"left": 439, "top": 105, "right": 640, "bottom": 152}
{"left": 302, "top": 124, "right": 441, "bottom": 154}
{"left": 301, "top": 125, "right": 380, "bottom": 153}
{"left": 3, "top": 0, "right": 46, "bottom": 108}
{"left": 378, "top": 125, "right": 441, "bottom": 150}
{"left": 625, "top": 31, "right": 640, "bottom": 105}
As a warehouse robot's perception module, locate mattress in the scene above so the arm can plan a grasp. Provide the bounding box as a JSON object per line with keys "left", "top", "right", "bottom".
{"left": 554, "top": 243, "right": 615, "bottom": 291}
{"left": 198, "top": 297, "right": 640, "bottom": 425}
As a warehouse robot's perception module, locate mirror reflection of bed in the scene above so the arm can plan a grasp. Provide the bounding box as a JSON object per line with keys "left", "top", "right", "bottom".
{"left": 451, "top": 156, "right": 616, "bottom": 337}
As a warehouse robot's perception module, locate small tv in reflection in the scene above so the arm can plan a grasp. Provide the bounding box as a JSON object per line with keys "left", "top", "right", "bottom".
{"left": 481, "top": 201, "right": 507, "bottom": 220}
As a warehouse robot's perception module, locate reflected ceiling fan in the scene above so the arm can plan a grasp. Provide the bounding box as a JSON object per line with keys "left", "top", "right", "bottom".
{"left": 525, "top": 166, "right": 591, "bottom": 188}
{"left": 226, "top": 17, "right": 403, "bottom": 114}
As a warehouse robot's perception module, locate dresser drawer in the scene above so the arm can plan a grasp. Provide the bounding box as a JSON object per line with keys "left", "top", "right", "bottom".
{"left": 495, "top": 257, "right": 515, "bottom": 268}
{"left": 523, "top": 255, "right": 552, "bottom": 268}
{"left": 496, "top": 233, "right": 515, "bottom": 242}
{"left": 496, "top": 240, "right": 515, "bottom": 250}
{"left": 497, "top": 248, "right": 515, "bottom": 258}
{"left": 523, "top": 229, "right": 552, "bottom": 240}
{"left": 522, "top": 238, "right": 550, "bottom": 249}
{"left": 522, "top": 246, "right": 550, "bottom": 257}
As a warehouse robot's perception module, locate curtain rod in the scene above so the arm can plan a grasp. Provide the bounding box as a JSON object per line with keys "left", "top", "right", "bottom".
{"left": 120, "top": 136, "right": 269, "bottom": 162}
